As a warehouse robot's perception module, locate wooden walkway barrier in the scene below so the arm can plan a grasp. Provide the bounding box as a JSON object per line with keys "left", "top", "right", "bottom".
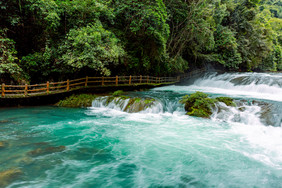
{"left": 0, "top": 69, "right": 207, "bottom": 98}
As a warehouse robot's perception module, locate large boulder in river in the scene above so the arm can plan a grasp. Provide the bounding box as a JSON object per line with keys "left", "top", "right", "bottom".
{"left": 180, "top": 92, "right": 236, "bottom": 118}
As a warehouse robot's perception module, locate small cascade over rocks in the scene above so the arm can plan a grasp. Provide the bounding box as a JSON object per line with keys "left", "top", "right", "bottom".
{"left": 92, "top": 96, "right": 163, "bottom": 113}
{"left": 212, "top": 100, "right": 282, "bottom": 127}
{"left": 179, "top": 91, "right": 282, "bottom": 127}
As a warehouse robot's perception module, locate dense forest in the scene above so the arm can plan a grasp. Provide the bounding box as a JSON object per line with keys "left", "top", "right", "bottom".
{"left": 0, "top": 0, "right": 281, "bottom": 84}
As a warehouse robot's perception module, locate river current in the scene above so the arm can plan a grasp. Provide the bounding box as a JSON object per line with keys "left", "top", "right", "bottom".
{"left": 0, "top": 72, "right": 282, "bottom": 187}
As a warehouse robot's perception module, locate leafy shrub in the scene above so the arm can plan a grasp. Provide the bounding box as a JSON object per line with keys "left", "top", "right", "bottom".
{"left": 59, "top": 22, "right": 125, "bottom": 76}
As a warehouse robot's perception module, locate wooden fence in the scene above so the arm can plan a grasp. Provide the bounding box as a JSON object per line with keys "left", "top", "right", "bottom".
{"left": 0, "top": 68, "right": 207, "bottom": 98}
{"left": 0, "top": 75, "right": 180, "bottom": 97}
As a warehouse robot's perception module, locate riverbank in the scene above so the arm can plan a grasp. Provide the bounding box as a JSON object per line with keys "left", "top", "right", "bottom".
{"left": 0, "top": 83, "right": 172, "bottom": 107}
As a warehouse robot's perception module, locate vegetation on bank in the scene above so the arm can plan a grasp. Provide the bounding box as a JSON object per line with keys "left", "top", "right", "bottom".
{"left": 56, "top": 94, "right": 97, "bottom": 108}
{"left": 1, "top": 0, "right": 281, "bottom": 84}
{"left": 180, "top": 92, "right": 236, "bottom": 118}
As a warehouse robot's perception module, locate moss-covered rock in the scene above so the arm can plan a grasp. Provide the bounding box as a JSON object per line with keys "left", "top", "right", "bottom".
{"left": 0, "top": 169, "right": 23, "bottom": 187}
{"left": 56, "top": 94, "right": 97, "bottom": 107}
{"left": 180, "top": 92, "right": 217, "bottom": 118}
{"left": 180, "top": 92, "right": 236, "bottom": 118}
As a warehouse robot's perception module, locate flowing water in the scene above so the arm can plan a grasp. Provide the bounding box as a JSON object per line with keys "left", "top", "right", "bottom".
{"left": 0, "top": 72, "right": 282, "bottom": 187}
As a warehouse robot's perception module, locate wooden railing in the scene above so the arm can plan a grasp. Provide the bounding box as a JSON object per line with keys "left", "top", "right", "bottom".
{"left": 0, "top": 68, "right": 208, "bottom": 98}
{"left": 0, "top": 75, "right": 180, "bottom": 97}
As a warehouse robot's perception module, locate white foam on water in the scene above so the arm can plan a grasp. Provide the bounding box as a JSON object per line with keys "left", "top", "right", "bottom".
{"left": 154, "top": 72, "right": 282, "bottom": 102}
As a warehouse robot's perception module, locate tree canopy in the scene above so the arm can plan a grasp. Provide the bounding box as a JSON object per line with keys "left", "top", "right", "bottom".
{"left": 0, "top": 0, "right": 281, "bottom": 83}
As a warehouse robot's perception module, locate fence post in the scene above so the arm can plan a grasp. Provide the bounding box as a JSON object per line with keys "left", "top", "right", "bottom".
{"left": 147, "top": 76, "right": 149, "bottom": 84}
{"left": 129, "top": 75, "right": 132, "bottom": 85}
{"left": 159, "top": 77, "right": 161, "bottom": 83}
{"left": 177, "top": 76, "right": 180, "bottom": 82}
{"left": 140, "top": 75, "right": 142, "bottom": 84}
{"left": 67, "top": 79, "right": 70, "bottom": 91}
{"left": 46, "top": 81, "right": 49, "bottom": 94}
{"left": 85, "top": 76, "right": 88, "bottom": 87}
{"left": 155, "top": 77, "right": 157, "bottom": 83}
{"left": 102, "top": 77, "right": 104, "bottom": 86}
{"left": 24, "top": 84, "right": 28, "bottom": 96}
{"left": 1, "top": 84, "right": 5, "bottom": 97}
{"left": 116, "top": 76, "right": 118, "bottom": 86}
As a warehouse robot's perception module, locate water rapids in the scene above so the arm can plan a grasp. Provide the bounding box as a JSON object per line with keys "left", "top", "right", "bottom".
{"left": 0, "top": 72, "right": 282, "bottom": 187}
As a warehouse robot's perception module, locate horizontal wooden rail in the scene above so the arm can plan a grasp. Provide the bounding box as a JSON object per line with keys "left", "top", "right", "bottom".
{"left": 0, "top": 70, "right": 206, "bottom": 98}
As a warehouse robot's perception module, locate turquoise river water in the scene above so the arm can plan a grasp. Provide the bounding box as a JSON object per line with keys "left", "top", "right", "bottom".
{"left": 0, "top": 72, "right": 282, "bottom": 187}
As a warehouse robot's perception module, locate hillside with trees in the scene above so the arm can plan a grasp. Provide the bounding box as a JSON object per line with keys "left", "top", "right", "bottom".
{"left": 1, "top": 0, "right": 281, "bottom": 84}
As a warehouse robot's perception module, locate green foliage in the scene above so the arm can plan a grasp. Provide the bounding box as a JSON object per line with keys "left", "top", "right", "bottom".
{"left": 59, "top": 22, "right": 125, "bottom": 76}
{"left": 113, "top": 0, "right": 170, "bottom": 74}
{"left": 27, "top": 0, "right": 61, "bottom": 32}
{"left": 112, "top": 90, "right": 124, "bottom": 97}
{"left": 166, "top": 0, "right": 216, "bottom": 63}
{"left": 213, "top": 26, "right": 242, "bottom": 69}
{"left": 0, "top": 29, "right": 25, "bottom": 82}
{"left": 1, "top": 0, "right": 281, "bottom": 83}
{"left": 59, "top": 0, "right": 114, "bottom": 30}
{"left": 144, "top": 98, "right": 156, "bottom": 104}
{"left": 20, "top": 45, "right": 60, "bottom": 82}
{"left": 56, "top": 94, "right": 97, "bottom": 108}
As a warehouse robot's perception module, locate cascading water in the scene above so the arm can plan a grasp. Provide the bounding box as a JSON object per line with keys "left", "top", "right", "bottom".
{"left": 0, "top": 72, "right": 282, "bottom": 187}
{"left": 155, "top": 72, "right": 282, "bottom": 127}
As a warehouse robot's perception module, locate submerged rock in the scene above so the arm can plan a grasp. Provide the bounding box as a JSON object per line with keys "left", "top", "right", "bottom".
{"left": 27, "top": 145, "right": 66, "bottom": 157}
{"left": 253, "top": 101, "right": 276, "bottom": 126}
{"left": 0, "top": 141, "right": 7, "bottom": 149}
{"left": 0, "top": 169, "right": 23, "bottom": 187}
{"left": 0, "top": 120, "right": 9, "bottom": 124}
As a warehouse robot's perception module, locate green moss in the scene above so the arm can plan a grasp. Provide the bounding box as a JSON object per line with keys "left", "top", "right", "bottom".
{"left": 144, "top": 98, "right": 155, "bottom": 104}
{"left": 180, "top": 92, "right": 217, "bottom": 118}
{"left": 56, "top": 94, "right": 97, "bottom": 108}
{"left": 180, "top": 92, "right": 237, "bottom": 118}
{"left": 134, "top": 98, "right": 141, "bottom": 103}
{"left": 120, "top": 95, "right": 130, "bottom": 100}
{"left": 216, "top": 97, "right": 236, "bottom": 107}
{"left": 105, "top": 96, "right": 115, "bottom": 105}
{"left": 112, "top": 90, "right": 124, "bottom": 97}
